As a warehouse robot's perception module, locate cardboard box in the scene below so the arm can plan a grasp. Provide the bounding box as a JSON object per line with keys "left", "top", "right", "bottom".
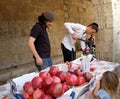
{"left": 0, "top": 63, "right": 89, "bottom": 99}
{"left": 1, "top": 58, "right": 119, "bottom": 99}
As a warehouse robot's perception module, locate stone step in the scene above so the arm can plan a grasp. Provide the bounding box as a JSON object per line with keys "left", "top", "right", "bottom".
{"left": 0, "top": 55, "right": 63, "bottom": 85}
{"left": 0, "top": 51, "right": 82, "bottom": 85}
{"left": 0, "top": 62, "right": 37, "bottom": 85}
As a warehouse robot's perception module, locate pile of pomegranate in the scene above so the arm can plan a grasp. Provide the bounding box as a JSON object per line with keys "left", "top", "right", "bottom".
{"left": 22, "top": 63, "right": 93, "bottom": 99}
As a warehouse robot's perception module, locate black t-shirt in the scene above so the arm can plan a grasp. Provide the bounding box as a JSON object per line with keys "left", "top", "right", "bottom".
{"left": 30, "top": 23, "right": 50, "bottom": 58}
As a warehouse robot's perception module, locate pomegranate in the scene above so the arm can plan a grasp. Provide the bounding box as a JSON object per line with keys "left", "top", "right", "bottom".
{"left": 56, "top": 71, "right": 67, "bottom": 82}
{"left": 62, "top": 83, "right": 70, "bottom": 93}
{"left": 49, "top": 66, "right": 59, "bottom": 76}
{"left": 23, "top": 92, "right": 30, "bottom": 99}
{"left": 43, "top": 76, "right": 53, "bottom": 87}
{"left": 77, "top": 76, "right": 86, "bottom": 86}
{"left": 66, "top": 74, "right": 78, "bottom": 86}
{"left": 49, "top": 82, "right": 64, "bottom": 98}
{"left": 23, "top": 81, "right": 32, "bottom": 91}
{"left": 42, "top": 94, "right": 53, "bottom": 99}
{"left": 90, "top": 67, "right": 96, "bottom": 72}
{"left": 52, "top": 76, "right": 61, "bottom": 83}
{"left": 31, "top": 76, "right": 43, "bottom": 89}
{"left": 66, "top": 72, "right": 71, "bottom": 77}
{"left": 45, "top": 87, "right": 51, "bottom": 95}
{"left": 26, "top": 86, "right": 34, "bottom": 95}
{"left": 29, "top": 96, "right": 33, "bottom": 99}
{"left": 39, "top": 71, "right": 51, "bottom": 80}
{"left": 84, "top": 72, "right": 93, "bottom": 82}
{"left": 33, "top": 88, "right": 44, "bottom": 99}
{"left": 74, "top": 68, "right": 84, "bottom": 76}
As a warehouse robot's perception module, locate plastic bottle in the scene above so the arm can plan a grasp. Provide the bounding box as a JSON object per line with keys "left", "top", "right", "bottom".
{"left": 80, "top": 54, "right": 91, "bottom": 72}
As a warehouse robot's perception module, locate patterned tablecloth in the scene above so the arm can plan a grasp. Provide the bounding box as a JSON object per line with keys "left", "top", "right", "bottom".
{"left": 72, "top": 57, "right": 120, "bottom": 99}
{"left": 72, "top": 57, "right": 119, "bottom": 78}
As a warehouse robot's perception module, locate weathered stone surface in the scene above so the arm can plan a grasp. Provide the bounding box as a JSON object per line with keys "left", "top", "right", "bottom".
{"left": 0, "top": 0, "right": 94, "bottom": 71}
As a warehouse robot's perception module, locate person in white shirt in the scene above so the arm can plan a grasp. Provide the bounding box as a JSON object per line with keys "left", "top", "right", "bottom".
{"left": 61, "top": 22, "right": 99, "bottom": 62}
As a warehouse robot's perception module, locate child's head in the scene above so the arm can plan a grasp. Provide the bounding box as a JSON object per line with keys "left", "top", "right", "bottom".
{"left": 101, "top": 71, "right": 119, "bottom": 95}
{"left": 112, "top": 65, "right": 120, "bottom": 77}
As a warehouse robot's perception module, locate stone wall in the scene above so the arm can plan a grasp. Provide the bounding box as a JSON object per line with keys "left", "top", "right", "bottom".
{"left": 92, "top": 0, "right": 120, "bottom": 63}
{"left": 112, "top": 0, "right": 120, "bottom": 63}
{"left": 92, "top": 0, "right": 113, "bottom": 61}
{"left": 0, "top": 0, "right": 94, "bottom": 73}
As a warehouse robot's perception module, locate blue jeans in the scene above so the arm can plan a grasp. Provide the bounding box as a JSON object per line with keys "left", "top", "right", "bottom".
{"left": 34, "top": 57, "right": 53, "bottom": 71}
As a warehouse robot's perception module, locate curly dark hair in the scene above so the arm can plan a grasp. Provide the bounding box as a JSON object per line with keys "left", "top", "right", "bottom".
{"left": 38, "top": 13, "right": 48, "bottom": 28}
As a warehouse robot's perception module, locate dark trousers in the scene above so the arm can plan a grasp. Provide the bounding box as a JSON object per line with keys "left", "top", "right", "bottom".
{"left": 61, "top": 43, "right": 76, "bottom": 62}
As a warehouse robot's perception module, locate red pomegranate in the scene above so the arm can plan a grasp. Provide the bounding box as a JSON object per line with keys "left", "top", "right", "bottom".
{"left": 23, "top": 81, "right": 32, "bottom": 91}
{"left": 31, "top": 76, "right": 43, "bottom": 89}
{"left": 49, "top": 66, "right": 59, "bottom": 76}
{"left": 39, "top": 71, "right": 51, "bottom": 80}
{"left": 49, "top": 82, "right": 64, "bottom": 98}
{"left": 66, "top": 74, "right": 78, "bottom": 86}
{"left": 33, "top": 88, "right": 44, "bottom": 99}
{"left": 56, "top": 71, "right": 67, "bottom": 82}
{"left": 77, "top": 76, "right": 86, "bottom": 86}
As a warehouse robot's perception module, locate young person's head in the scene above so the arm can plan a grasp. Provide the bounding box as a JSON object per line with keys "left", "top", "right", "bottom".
{"left": 86, "top": 23, "right": 99, "bottom": 35}
{"left": 38, "top": 10, "right": 55, "bottom": 28}
{"left": 101, "top": 71, "right": 119, "bottom": 95}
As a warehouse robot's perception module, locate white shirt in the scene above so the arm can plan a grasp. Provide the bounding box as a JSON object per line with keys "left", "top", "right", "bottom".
{"left": 62, "top": 22, "right": 87, "bottom": 51}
